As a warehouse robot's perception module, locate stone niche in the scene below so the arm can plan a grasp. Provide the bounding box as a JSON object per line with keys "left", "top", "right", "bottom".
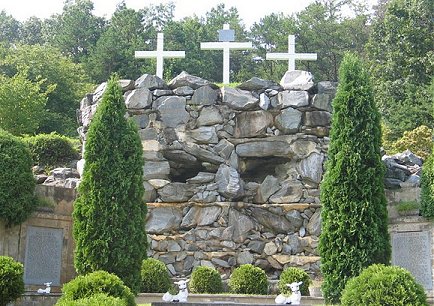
{"left": 77, "top": 71, "right": 335, "bottom": 278}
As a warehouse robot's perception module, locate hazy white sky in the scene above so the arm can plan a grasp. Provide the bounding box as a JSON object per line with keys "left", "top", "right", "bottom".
{"left": 0, "top": 0, "right": 377, "bottom": 27}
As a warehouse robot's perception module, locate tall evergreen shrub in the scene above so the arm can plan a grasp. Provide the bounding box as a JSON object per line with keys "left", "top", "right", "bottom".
{"left": 318, "top": 53, "right": 391, "bottom": 304}
{"left": 0, "top": 129, "right": 37, "bottom": 226}
{"left": 73, "top": 77, "right": 147, "bottom": 293}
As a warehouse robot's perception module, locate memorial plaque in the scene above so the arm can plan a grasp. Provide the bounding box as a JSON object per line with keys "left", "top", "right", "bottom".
{"left": 24, "top": 226, "right": 63, "bottom": 286}
{"left": 392, "top": 231, "right": 432, "bottom": 289}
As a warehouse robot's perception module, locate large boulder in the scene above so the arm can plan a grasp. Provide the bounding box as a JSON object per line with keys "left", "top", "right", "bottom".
{"left": 168, "top": 71, "right": 218, "bottom": 90}
{"left": 221, "top": 87, "right": 259, "bottom": 110}
{"left": 125, "top": 87, "right": 153, "bottom": 109}
{"left": 234, "top": 110, "right": 273, "bottom": 138}
{"left": 237, "top": 77, "right": 281, "bottom": 92}
{"left": 297, "top": 153, "right": 324, "bottom": 184}
{"left": 135, "top": 74, "right": 167, "bottom": 90}
{"left": 196, "top": 106, "right": 223, "bottom": 126}
{"left": 146, "top": 206, "right": 183, "bottom": 233}
{"left": 275, "top": 108, "right": 302, "bottom": 134}
{"left": 190, "top": 85, "right": 219, "bottom": 106}
{"left": 154, "top": 96, "right": 190, "bottom": 128}
{"left": 280, "top": 70, "right": 315, "bottom": 91}
{"left": 277, "top": 90, "right": 309, "bottom": 108}
{"left": 236, "top": 140, "right": 292, "bottom": 157}
{"left": 158, "top": 183, "right": 196, "bottom": 202}
{"left": 215, "top": 164, "right": 243, "bottom": 200}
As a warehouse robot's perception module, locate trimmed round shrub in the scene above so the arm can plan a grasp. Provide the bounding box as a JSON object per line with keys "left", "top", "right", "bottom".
{"left": 278, "top": 267, "right": 311, "bottom": 296}
{"left": 189, "top": 266, "right": 223, "bottom": 294}
{"left": 57, "top": 270, "right": 135, "bottom": 306}
{"left": 228, "top": 264, "right": 268, "bottom": 295}
{"left": 56, "top": 293, "right": 126, "bottom": 306}
{"left": 23, "top": 132, "right": 80, "bottom": 169}
{"left": 0, "top": 256, "right": 24, "bottom": 306}
{"left": 341, "top": 264, "right": 428, "bottom": 306}
{"left": 0, "top": 129, "right": 37, "bottom": 226}
{"left": 141, "top": 258, "right": 171, "bottom": 293}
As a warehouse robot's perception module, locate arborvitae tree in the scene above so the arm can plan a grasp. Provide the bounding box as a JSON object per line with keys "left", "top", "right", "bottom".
{"left": 73, "top": 77, "right": 147, "bottom": 293}
{"left": 319, "top": 53, "right": 391, "bottom": 304}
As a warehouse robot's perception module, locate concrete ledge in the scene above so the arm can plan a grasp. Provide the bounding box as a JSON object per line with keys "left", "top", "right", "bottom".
{"left": 152, "top": 303, "right": 314, "bottom": 306}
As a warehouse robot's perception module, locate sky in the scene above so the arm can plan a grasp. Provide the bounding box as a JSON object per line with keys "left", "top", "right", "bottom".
{"left": 0, "top": 0, "right": 377, "bottom": 27}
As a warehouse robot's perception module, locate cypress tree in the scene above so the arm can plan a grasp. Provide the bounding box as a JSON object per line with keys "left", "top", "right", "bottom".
{"left": 73, "top": 76, "right": 147, "bottom": 293}
{"left": 319, "top": 53, "right": 390, "bottom": 304}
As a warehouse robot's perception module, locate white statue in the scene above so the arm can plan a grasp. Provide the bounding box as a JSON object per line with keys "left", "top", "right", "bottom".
{"left": 37, "top": 282, "right": 52, "bottom": 294}
{"left": 275, "top": 281, "right": 303, "bottom": 305}
{"left": 162, "top": 279, "right": 189, "bottom": 302}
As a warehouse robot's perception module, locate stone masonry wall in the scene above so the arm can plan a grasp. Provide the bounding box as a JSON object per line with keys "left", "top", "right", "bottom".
{"left": 76, "top": 70, "right": 335, "bottom": 279}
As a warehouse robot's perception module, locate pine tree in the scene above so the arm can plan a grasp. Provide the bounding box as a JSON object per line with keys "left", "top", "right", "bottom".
{"left": 319, "top": 53, "right": 391, "bottom": 304}
{"left": 73, "top": 76, "right": 147, "bottom": 293}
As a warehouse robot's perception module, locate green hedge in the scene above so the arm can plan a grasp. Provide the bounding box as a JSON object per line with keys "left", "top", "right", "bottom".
{"left": 56, "top": 293, "right": 126, "bottom": 306}
{"left": 0, "top": 256, "right": 24, "bottom": 306}
{"left": 228, "top": 264, "right": 268, "bottom": 295}
{"left": 278, "top": 267, "right": 311, "bottom": 296}
{"left": 189, "top": 266, "right": 223, "bottom": 294}
{"left": 23, "top": 132, "right": 80, "bottom": 169}
{"left": 141, "top": 258, "right": 172, "bottom": 293}
{"left": 341, "top": 264, "right": 427, "bottom": 306}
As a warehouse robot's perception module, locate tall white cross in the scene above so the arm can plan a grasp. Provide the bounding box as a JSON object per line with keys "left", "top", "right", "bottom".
{"left": 266, "top": 35, "right": 317, "bottom": 71}
{"left": 135, "top": 33, "right": 185, "bottom": 78}
{"left": 201, "top": 24, "right": 252, "bottom": 84}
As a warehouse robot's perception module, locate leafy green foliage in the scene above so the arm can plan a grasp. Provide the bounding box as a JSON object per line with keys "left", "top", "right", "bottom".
{"left": 140, "top": 258, "right": 171, "bottom": 293}
{"left": 392, "top": 126, "right": 433, "bottom": 160}
{"left": 421, "top": 154, "right": 434, "bottom": 218}
{"left": 318, "top": 53, "right": 390, "bottom": 304}
{"left": 0, "top": 72, "right": 51, "bottom": 136}
{"left": 73, "top": 77, "right": 147, "bottom": 293}
{"left": 278, "top": 267, "right": 311, "bottom": 296}
{"left": 23, "top": 133, "right": 80, "bottom": 168}
{"left": 367, "top": 0, "right": 433, "bottom": 138}
{"left": 0, "top": 44, "right": 92, "bottom": 136}
{"left": 189, "top": 266, "right": 223, "bottom": 294}
{"left": 341, "top": 264, "right": 428, "bottom": 306}
{"left": 228, "top": 264, "right": 268, "bottom": 295}
{"left": 57, "top": 270, "right": 135, "bottom": 306}
{"left": 0, "top": 256, "right": 24, "bottom": 306}
{"left": 56, "top": 293, "right": 126, "bottom": 306}
{"left": 0, "top": 130, "right": 37, "bottom": 226}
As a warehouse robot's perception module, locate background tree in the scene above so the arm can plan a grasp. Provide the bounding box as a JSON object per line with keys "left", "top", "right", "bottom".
{"left": 0, "top": 44, "right": 92, "bottom": 135}
{"left": 73, "top": 77, "right": 147, "bottom": 293}
{"left": 319, "top": 53, "right": 390, "bottom": 304}
{"left": 0, "top": 72, "right": 52, "bottom": 135}
{"left": 0, "top": 130, "right": 37, "bottom": 226}
{"left": 0, "top": 10, "right": 20, "bottom": 44}
{"left": 367, "top": 0, "right": 433, "bottom": 139}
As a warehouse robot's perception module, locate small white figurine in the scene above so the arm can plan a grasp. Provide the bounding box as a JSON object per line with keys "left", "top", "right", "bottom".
{"left": 37, "top": 282, "right": 52, "bottom": 294}
{"left": 162, "top": 279, "right": 189, "bottom": 302}
{"left": 275, "top": 281, "right": 303, "bottom": 305}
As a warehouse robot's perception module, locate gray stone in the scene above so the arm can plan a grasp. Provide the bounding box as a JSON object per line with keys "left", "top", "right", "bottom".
{"left": 392, "top": 231, "right": 433, "bottom": 289}
{"left": 297, "top": 153, "right": 324, "bottom": 184}
{"left": 158, "top": 183, "right": 196, "bottom": 202}
{"left": 236, "top": 140, "right": 292, "bottom": 157}
{"left": 92, "top": 82, "right": 107, "bottom": 103}
{"left": 211, "top": 258, "right": 230, "bottom": 268}
{"left": 221, "top": 87, "right": 259, "bottom": 110}
{"left": 143, "top": 181, "right": 157, "bottom": 202}
{"left": 277, "top": 90, "right": 309, "bottom": 108}
{"left": 186, "top": 172, "right": 215, "bottom": 184}
{"left": 52, "top": 168, "right": 80, "bottom": 180}
{"left": 275, "top": 108, "right": 302, "bottom": 134}
{"left": 214, "top": 139, "right": 235, "bottom": 160}
{"left": 190, "top": 85, "right": 219, "bottom": 106}
{"left": 81, "top": 104, "right": 98, "bottom": 129}
{"left": 215, "top": 164, "right": 243, "bottom": 200}
{"left": 317, "top": 81, "right": 337, "bottom": 96}
{"left": 155, "top": 96, "right": 190, "bottom": 128}
{"left": 190, "top": 190, "right": 219, "bottom": 203}
{"left": 187, "top": 126, "right": 219, "bottom": 144}
{"left": 135, "top": 74, "right": 167, "bottom": 90}
{"left": 125, "top": 87, "right": 153, "bottom": 109}
{"left": 254, "top": 175, "right": 281, "bottom": 204}
{"left": 384, "top": 178, "right": 403, "bottom": 189}
{"left": 264, "top": 242, "right": 278, "bottom": 255}
{"left": 130, "top": 114, "right": 149, "bottom": 129}
{"left": 163, "top": 150, "right": 197, "bottom": 164}
{"left": 269, "top": 181, "right": 303, "bottom": 203}
{"left": 24, "top": 226, "right": 63, "bottom": 286}
{"left": 291, "top": 139, "right": 319, "bottom": 159}
{"left": 247, "top": 240, "right": 266, "bottom": 254}
{"left": 148, "top": 179, "right": 170, "bottom": 189}
{"left": 183, "top": 143, "right": 225, "bottom": 164}
{"left": 173, "top": 86, "right": 194, "bottom": 96}
{"left": 196, "top": 106, "right": 223, "bottom": 126}
{"left": 143, "top": 161, "right": 170, "bottom": 180}
{"left": 259, "top": 93, "right": 271, "bottom": 110}
{"left": 234, "top": 110, "right": 273, "bottom": 138}
{"left": 402, "top": 174, "right": 421, "bottom": 187}
{"left": 285, "top": 210, "right": 304, "bottom": 229}
{"left": 237, "top": 251, "right": 254, "bottom": 265}
{"left": 307, "top": 209, "right": 321, "bottom": 236}
{"left": 119, "top": 79, "right": 135, "bottom": 91}
{"left": 251, "top": 208, "right": 294, "bottom": 234}
{"left": 153, "top": 89, "right": 173, "bottom": 97}
{"left": 280, "top": 70, "right": 315, "bottom": 91}
{"left": 394, "top": 149, "right": 423, "bottom": 166}
{"left": 283, "top": 235, "right": 302, "bottom": 254}
{"left": 229, "top": 209, "right": 255, "bottom": 243}
{"left": 237, "top": 77, "right": 280, "bottom": 92}
{"left": 181, "top": 206, "right": 222, "bottom": 227}
{"left": 146, "top": 206, "right": 182, "bottom": 233}
{"left": 168, "top": 71, "right": 218, "bottom": 90}
{"left": 312, "top": 93, "right": 333, "bottom": 112}
{"left": 166, "top": 240, "right": 182, "bottom": 252}
{"left": 305, "top": 111, "right": 331, "bottom": 127}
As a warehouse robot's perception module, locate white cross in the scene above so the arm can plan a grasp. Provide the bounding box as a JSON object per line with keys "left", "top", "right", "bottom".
{"left": 135, "top": 33, "right": 185, "bottom": 79}
{"left": 201, "top": 24, "right": 252, "bottom": 84}
{"left": 266, "top": 35, "right": 317, "bottom": 71}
